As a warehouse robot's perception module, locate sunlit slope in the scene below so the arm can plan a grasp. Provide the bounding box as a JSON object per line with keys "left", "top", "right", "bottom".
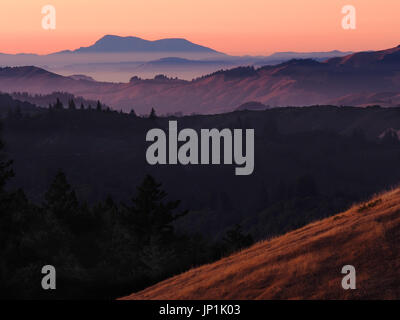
{"left": 121, "top": 188, "right": 400, "bottom": 299}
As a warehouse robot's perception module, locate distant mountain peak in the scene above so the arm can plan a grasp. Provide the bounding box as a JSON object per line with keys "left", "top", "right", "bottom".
{"left": 64, "top": 35, "right": 224, "bottom": 55}
{"left": 95, "top": 34, "right": 144, "bottom": 43}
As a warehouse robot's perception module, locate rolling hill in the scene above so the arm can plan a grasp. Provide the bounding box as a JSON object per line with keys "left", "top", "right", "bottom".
{"left": 0, "top": 44, "right": 399, "bottom": 114}
{"left": 121, "top": 187, "right": 400, "bottom": 299}
{"left": 0, "top": 35, "right": 227, "bottom": 82}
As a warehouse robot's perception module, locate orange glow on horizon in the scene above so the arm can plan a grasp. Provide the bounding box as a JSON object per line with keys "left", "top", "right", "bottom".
{"left": 0, "top": 0, "right": 399, "bottom": 55}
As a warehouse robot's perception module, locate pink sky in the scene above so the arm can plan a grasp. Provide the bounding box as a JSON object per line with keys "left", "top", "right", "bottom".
{"left": 0, "top": 0, "right": 399, "bottom": 55}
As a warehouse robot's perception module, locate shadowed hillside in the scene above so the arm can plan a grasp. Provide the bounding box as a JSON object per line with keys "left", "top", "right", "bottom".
{"left": 122, "top": 188, "right": 400, "bottom": 300}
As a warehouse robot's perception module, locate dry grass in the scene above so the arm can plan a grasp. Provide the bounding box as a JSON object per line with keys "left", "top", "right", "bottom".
{"left": 120, "top": 188, "right": 400, "bottom": 300}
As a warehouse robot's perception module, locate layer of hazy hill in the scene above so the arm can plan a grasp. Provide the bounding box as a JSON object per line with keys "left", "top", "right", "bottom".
{"left": 0, "top": 35, "right": 226, "bottom": 78}
{"left": 0, "top": 45, "right": 399, "bottom": 114}
{"left": 122, "top": 187, "right": 400, "bottom": 300}
{"left": 0, "top": 35, "right": 352, "bottom": 82}
{"left": 2, "top": 105, "right": 400, "bottom": 241}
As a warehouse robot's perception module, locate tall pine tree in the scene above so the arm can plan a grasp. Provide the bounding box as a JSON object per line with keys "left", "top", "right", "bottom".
{"left": 124, "top": 174, "right": 187, "bottom": 245}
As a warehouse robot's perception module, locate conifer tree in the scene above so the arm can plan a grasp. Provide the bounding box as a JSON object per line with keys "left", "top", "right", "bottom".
{"left": 55, "top": 98, "right": 63, "bottom": 109}
{"left": 130, "top": 108, "right": 137, "bottom": 117}
{"left": 149, "top": 108, "right": 157, "bottom": 119}
{"left": 68, "top": 99, "right": 76, "bottom": 110}
{"left": 0, "top": 124, "right": 13, "bottom": 193}
{"left": 44, "top": 170, "right": 79, "bottom": 225}
{"left": 223, "top": 224, "right": 253, "bottom": 253}
{"left": 96, "top": 100, "right": 102, "bottom": 111}
{"left": 125, "top": 174, "right": 187, "bottom": 245}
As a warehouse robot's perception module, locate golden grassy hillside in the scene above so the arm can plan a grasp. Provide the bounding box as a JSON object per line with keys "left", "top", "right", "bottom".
{"left": 121, "top": 188, "right": 400, "bottom": 300}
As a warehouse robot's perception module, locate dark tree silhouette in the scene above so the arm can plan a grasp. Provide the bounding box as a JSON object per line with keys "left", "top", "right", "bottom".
{"left": 223, "top": 224, "right": 253, "bottom": 254}
{"left": 68, "top": 99, "right": 76, "bottom": 110}
{"left": 44, "top": 170, "right": 79, "bottom": 224}
{"left": 381, "top": 129, "right": 400, "bottom": 145}
{"left": 149, "top": 108, "right": 157, "bottom": 119}
{"left": 96, "top": 100, "right": 102, "bottom": 112}
{"left": 0, "top": 123, "right": 13, "bottom": 192}
{"left": 124, "top": 174, "right": 187, "bottom": 245}
{"left": 55, "top": 98, "right": 63, "bottom": 109}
